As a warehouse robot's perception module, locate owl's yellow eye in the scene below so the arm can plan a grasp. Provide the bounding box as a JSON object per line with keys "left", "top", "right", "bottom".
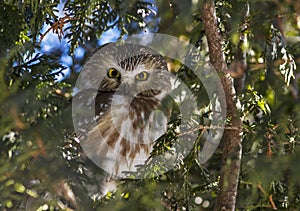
{"left": 135, "top": 71, "right": 149, "bottom": 81}
{"left": 107, "top": 68, "right": 120, "bottom": 78}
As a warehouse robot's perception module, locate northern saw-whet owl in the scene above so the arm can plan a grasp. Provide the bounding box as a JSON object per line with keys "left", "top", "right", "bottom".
{"left": 73, "top": 43, "right": 172, "bottom": 194}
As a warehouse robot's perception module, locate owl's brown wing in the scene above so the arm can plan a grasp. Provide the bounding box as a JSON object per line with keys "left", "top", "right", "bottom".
{"left": 72, "top": 88, "right": 119, "bottom": 195}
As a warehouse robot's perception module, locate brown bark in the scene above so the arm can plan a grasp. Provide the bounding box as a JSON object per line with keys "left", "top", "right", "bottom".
{"left": 202, "top": 1, "right": 243, "bottom": 210}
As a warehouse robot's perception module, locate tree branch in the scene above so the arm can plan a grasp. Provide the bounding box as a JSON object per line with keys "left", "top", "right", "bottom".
{"left": 202, "top": 1, "right": 243, "bottom": 210}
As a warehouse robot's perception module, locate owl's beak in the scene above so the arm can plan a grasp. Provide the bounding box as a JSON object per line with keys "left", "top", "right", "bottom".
{"left": 120, "top": 77, "right": 134, "bottom": 95}
{"left": 119, "top": 79, "right": 134, "bottom": 96}
{"left": 122, "top": 83, "right": 131, "bottom": 95}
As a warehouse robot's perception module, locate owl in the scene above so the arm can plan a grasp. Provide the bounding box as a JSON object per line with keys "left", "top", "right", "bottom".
{"left": 72, "top": 43, "right": 172, "bottom": 194}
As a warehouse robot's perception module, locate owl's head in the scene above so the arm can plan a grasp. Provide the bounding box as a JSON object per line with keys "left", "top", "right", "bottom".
{"left": 89, "top": 44, "right": 171, "bottom": 99}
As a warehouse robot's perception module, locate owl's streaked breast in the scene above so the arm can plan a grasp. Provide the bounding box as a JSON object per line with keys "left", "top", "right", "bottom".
{"left": 83, "top": 92, "right": 168, "bottom": 177}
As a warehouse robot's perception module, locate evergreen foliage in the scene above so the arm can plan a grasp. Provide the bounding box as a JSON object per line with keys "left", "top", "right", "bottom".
{"left": 0, "top": 0, "right": 299, "bottom": 210}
